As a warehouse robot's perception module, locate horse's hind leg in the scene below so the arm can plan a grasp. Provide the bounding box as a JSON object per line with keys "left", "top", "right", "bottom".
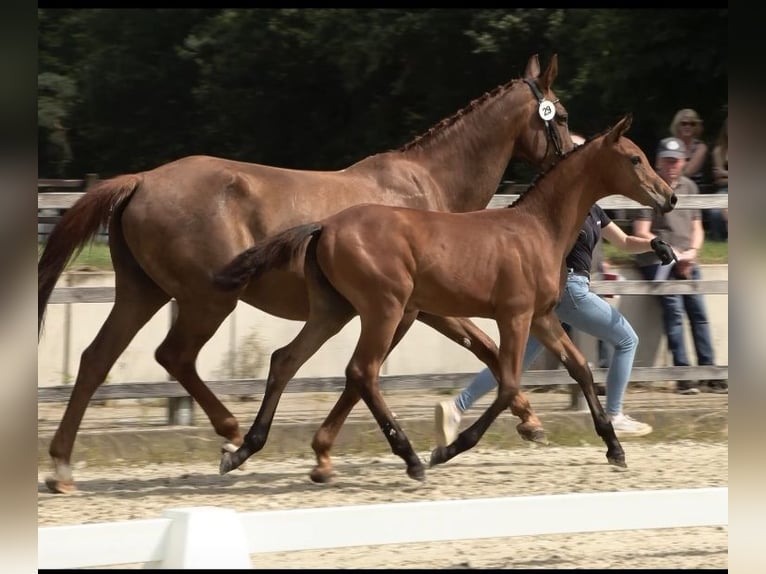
{"left": 347, "top": 309, "right": 425, "bottom": 481}
{"left": 45, "top": 279, "right": 169, "bottom": 493}
{"left": 418, "top": 313, "right": 546, "bottom": 444}
{"left": 154, "top": 298, "right": 243, "bottom": 453}
{"left": 310, "top": 309, "right": 419, "bottom": 483}
{"left": 219, "top": 303, "right": 355, "bottom": 475}
{"left": 529, "top": 313, "right": 625, "bottom": 467}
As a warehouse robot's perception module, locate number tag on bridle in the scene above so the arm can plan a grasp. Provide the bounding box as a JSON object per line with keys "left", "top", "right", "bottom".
{"left": 538, "top": 100, "right": 556, "bottom": 121}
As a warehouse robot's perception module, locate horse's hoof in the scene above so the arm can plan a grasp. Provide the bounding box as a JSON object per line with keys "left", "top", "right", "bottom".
{"left": 309, "top": 466, "right": 335, "bottom": 484}
{"left": 221, "top": 442, "right": 247, "bottom": 471}
{"left": 518, "top": 426, "right": 549, "bottom": 446}
{"left": 219, "top": 451, "right": 237, "bottom": 475}
{"left": 407, "top": 463, "right": 426, "bottom": 482}
{"left": 45, "top": 476, "right": 78, "bottom": 494}
{"left": 429, "top": 447, "right": 446, "bottom": 468}
{"left": 607, "top": 454, "right": 628, "bottom": 469}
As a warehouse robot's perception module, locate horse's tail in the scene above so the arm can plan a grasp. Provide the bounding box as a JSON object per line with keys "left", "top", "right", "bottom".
{"left": 213, "top": 222, "right": 324, "bottom": 291}
{"left": 38, "top": 174, "right": 142, "bottom": 335}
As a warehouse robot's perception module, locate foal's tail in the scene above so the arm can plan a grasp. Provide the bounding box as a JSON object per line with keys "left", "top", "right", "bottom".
{"left": 213, "top": 223, "right": 324, "bottom": 291}
{"left": 38, "top": 174, "right": 142, "bottom": 336}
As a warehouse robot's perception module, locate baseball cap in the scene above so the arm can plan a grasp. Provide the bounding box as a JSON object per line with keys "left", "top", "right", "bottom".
{"left": 657, "top": 137, "right": 687, "bottom": 160}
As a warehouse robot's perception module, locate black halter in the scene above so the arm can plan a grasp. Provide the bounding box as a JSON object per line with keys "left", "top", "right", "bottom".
{"left": 523, "top": 78, "right": 564, "bottom": 158}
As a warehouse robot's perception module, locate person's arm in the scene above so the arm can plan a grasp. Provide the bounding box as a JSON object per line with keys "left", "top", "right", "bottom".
{"left": 602, "top": 221, "right": 655, "bottom": 253}
{"left": 630, "top": 218, "right": 679, "bottom": 263}
{"left": 684, "top": 142, "right": 708, "bottom": 178}
{"left": 678, "top": 218, "right": 704, "bottom": 262}
{"left": 712, "top": 146, "right": 728, "bottom": 186}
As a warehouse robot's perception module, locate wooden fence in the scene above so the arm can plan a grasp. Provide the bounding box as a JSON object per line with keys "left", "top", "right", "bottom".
{"left": 37, "top": 180, "right": 728, "bottom": 417}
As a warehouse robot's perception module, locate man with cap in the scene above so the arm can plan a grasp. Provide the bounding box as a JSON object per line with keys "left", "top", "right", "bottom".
{"left": 632, "top": 137, "right": 727, "bottom": 395}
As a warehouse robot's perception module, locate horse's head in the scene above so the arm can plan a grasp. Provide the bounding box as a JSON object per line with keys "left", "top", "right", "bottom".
{"left": 600, "top": 115, "right": 677, "bottom": 214}
{"left": 516, "top": 53, "right": 574, "bottom": 170}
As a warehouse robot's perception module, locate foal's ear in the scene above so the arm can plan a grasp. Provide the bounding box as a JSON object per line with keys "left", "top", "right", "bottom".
{"left": 523, "top": 54, "right": 541, "bottom": 79}
{"left": 605, "top": 114, "right": 633, "bottom": 145}
{"left": 538, "top": 54, "right": 559, "bottom": 91}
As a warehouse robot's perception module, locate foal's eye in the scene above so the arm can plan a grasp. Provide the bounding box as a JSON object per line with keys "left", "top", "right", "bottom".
{"left": 556, "top": 114, "right": 568, "bottom": 124}
{"left": 630, "top": 156, "right": 641, "bottom": 165}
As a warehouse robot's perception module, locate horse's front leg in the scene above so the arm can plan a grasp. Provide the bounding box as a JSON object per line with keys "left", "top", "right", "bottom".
{"left": 529, "top": 312, "right": 625, "bottom": 467}
{"left": 417, "top": 313, "right": 546, "bottom": 444}
{"left": 430, "top": 310, "right": 533, "bottom": 467}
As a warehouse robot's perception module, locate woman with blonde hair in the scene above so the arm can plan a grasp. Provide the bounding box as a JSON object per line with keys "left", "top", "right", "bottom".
{"left": 669, "top": 108, "right": 708, "bottom": 186}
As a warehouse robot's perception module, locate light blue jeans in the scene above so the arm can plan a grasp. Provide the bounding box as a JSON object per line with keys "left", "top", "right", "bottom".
{"left": 455, "top": 271, "right": 638, "bottom": 416}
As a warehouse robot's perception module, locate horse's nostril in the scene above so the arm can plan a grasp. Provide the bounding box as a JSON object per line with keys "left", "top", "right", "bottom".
{"left": 670, "top": 194, "right": 678, "bottom": 207}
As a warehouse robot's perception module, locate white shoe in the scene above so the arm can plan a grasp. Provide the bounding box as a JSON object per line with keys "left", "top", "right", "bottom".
{"left": 609, "top": 413, "right": 653, "bottom": 437}
{"left": 434, "top": 400, "right": 462, "bottom": 447}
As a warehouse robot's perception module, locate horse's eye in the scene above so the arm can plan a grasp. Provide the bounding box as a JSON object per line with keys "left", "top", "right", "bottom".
{"left": 631, "top": 156, "right": 641, "bottom": 165}
{"left": 557, "top": 114, "right": 568, "bottom": 124}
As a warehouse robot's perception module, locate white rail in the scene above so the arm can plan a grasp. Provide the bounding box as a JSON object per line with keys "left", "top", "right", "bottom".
{"left": 38, "top": 487, "right": 728, "bottom": 569}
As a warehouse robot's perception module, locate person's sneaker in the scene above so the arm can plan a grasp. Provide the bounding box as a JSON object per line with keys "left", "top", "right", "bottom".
{"left": 434, "top": 400, "right": 462, "bottom": 447}
{"left": 676, "top": 381, "right": 701, "bottom": 395}
{"left": 702, "top": 379, "right": 728, "bottom": 394}
{"left": 609, "top": 413, "right": 653, "bottom": 436}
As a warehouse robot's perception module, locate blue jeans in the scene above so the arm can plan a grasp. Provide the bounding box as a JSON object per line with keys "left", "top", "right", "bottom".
{"left": 455, "top": 271, "right": 638, "bottom": 416}
{"left": 637, "top": 263, "right": 715, "bottom": 367}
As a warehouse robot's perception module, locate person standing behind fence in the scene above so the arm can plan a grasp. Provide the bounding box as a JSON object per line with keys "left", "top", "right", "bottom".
{"left": 633, "top": 137, "right": 727, "bottom": 395}
{"left": 711, "top": 116, "right": 728, "bottom": 240}
{"left": 669, "top": 108, "right": 709, "bottom": 188}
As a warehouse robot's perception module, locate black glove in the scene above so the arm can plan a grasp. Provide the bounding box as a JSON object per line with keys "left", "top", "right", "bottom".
{"left": 650, "top": 237, "right": 677, "bottom": 266}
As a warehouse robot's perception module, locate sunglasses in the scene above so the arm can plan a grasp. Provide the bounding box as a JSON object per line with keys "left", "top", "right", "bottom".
{"left": 680, "top": 121, "right": 698, "bottom": 127}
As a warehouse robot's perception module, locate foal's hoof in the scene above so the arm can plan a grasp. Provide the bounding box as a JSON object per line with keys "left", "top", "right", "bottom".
{"left": 407, "top": 462, "right": 426, "bottom": 482}
{"left": 309, "top": 466, "right": 335, "bottom": 484}
{"left": 221, "top": 442, "right": 247, "bottom": 471}
{"left": 429, "top": 447, "right": 447, "bottom": 468}
{"left": 219, "top": 451, "right": 240, "bottom": 475}
{"left": 607, "top": 452, "right": 628, "bottom": 469}
{"left": 44, "top": 476, "right": 78, "bottom": 495}
{"left": 517, "top": 426, "right": 549, "bottom": 446}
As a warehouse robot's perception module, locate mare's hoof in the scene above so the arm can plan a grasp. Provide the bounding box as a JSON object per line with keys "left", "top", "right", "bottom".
{"left": 607, "top": 453, "right": 628, "bottom": 469}
{"left": 407, "top": 463, "right": 426, "bottom": 482}
{"left": 45, "top": 476, "right": 78, "bottom": 495}
{"left": 429, "top": 447, "right": 447, "bottom": 468}
{"left": 219, "top": 451, "right": 238, "bottom": 475}
{"left": 518, "top": 426, "right": 549, "bottom": 446}
{"left": 221, "top": 442, "right": 247, "bottom": 471}
{"left": 309, "top": 467, "right": 335, "bottom": 484}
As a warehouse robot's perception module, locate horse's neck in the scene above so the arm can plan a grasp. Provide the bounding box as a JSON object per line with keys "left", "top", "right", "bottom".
{"left": 518, "top": 163, "right": 603, "bottom": 258}
{"left": 405, "top": 85, "right": 527, "bottom": 213}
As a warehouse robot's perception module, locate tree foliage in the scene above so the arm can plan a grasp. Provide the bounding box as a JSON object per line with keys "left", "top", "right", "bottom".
{"left": 38, "top": 8, "right": 727, "bottom": 184}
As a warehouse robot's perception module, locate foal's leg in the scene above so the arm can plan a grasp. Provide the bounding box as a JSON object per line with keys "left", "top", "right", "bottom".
{"left": 45, "top": 283, "right": 169, "bottom": 493}
{"left": 347, "top": 309, "right": 425, "bottom": 481}
{"left": 528, "top": 313, "right": 625, "bottom": 467}
{"left": 430, "top": 310, "right": 532, "bottom": 467}
{"left": 310, "top": 309, "right": 419, "bottom": 483}
{"left": 417, "top": 313, "right": 546, "bottom": 444}
{"left": 219, "top": 302, "right": 356, "bottom": 475}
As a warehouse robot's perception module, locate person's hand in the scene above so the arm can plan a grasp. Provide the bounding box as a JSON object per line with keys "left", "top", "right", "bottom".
{"left": 650, "top": 237, "right": 677, "bottom": 266}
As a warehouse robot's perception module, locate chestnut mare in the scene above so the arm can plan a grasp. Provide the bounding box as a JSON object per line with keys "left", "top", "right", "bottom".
{"left": 38, "top": 54, "right": 572, "bottom": 493}
{"left": 214, "top": 115, "right": 677, "bottom": 482}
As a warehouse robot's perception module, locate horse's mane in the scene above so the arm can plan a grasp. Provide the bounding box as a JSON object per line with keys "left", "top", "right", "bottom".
{"left": 397, "top": 79, "right": 520, "bottom": 153}
{"left": 508, "top": 125, "right": 613, "bottom": 209}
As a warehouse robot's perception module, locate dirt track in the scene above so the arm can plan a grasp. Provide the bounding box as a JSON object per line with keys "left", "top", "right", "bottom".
{"left": 38, "top": 440, "right": 728, "bottom": 569}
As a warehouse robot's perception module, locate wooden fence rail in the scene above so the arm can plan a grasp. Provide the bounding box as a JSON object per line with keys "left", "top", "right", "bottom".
{"left": 37, "top": 187, "right": 728, "bottom": 416}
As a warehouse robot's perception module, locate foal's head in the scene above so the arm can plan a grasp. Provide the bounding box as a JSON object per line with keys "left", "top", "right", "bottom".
{"left": 514, "top": 54, "right": 574, "bottom": 170}
{"left": 597, "top": 115, "right": 677, "bottom": 214}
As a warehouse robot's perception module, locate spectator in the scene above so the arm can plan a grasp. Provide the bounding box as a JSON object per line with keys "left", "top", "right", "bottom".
{"left": 710, "top": 116, "right": 728, "bottom": 240}
{"left": 633, "top": 137, "right": 727, "bottom": 395}
{"left": 669, "top": 108, "right": 709, "bottom": 188}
